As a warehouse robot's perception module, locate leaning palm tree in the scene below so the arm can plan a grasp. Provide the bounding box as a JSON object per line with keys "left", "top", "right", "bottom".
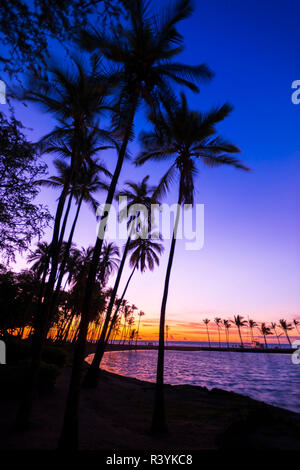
{"left": 61, "top": 0, "right": 214, "bottom": 449}
{"left": 83, "top": 176, "right": 158, "bottom": 387}
{"left": 259, "top": 323, "right": 272, "bottom": 349}
{"left": 233, "top": 315, "right": 247, "bottom": 348}
{"left": 248, "top": 319, "right": 258, "bottom": 343}
{"left": 271, "top": 322, "right": 281, "bottom": 348}
{"left": 136, "top": 92, "right": 247, "bottom": 432}
{"left": 279, "top": 319, "right": 293, "bottom": 347}
{"left": 214, "top": 317, "right": 222, "bottom": 348}
{"left": 203, "top": 319, "right": 211, "bottom": 348}
{"left": 223, "top": 319, "right": 231, "bottom": 348}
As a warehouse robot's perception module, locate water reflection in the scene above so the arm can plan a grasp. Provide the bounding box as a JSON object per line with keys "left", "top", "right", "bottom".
{"left": 86, "top": 349, "right": 300, "bottom": 413}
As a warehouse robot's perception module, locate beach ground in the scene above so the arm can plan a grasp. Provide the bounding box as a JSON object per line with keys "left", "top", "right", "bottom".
{"left": 1, "top": 347, "right": 300, "bottom": 450}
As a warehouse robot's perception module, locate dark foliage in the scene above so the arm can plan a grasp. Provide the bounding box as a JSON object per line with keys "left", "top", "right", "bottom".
{"left": 0, "top": 112, "right": 51, "bottom": 261}
{"left": 0, "top": 0, "right": 123, "bottom": 77}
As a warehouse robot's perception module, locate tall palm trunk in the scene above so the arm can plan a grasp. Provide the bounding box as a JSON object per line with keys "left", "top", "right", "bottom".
{"left": 16, "top": 172, "right": 73, "bottom": 429}
{"left": 58, "top": 192, "right": 73, "bottom": 250}
{"left": 151, "top": 195, "right": 181, "bottom": 434}
{"left": 58, "top": 97, "right": 138, "bottom": 450}
{"left": 226, "top": 330, "right": 229, "bottom": 348}
{"left": 274, "top": 329, "right": 281, "bottom": 347}
{"left": 206, "top": 326, "right": 211, "bottom": 347}
{"left": 250, "top": 327, "right": 254, "bottom": 342}
{"left": 83, "top": 236, "right": 132, "bottom": 386}
{"left": 135, "top": 315, "right": 141, "bottom": 349}
{"left": 51, "top": 196, "right": 83, "bottom": 315}
{"left": 263, "top": 335, "right": 268, "bottom": 348}
{"left": 238, "top": 326, "right": 244, "bottom": 348}
{"left": 285, "top": 331, "right": 292, "bottom": 347}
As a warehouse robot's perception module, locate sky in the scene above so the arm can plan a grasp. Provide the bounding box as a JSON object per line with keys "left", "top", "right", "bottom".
{"left": 2, "top": 0, "right": 300, "bottom": 342}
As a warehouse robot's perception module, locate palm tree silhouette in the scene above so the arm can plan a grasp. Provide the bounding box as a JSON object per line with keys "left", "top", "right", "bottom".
{"left": 279, "top": 318, "right": 293, "bottom": 346}
{"left": 18, "top": 59, "right": 112, "bottom": 429}
{"left": 136, "top": 92, "right": 247, "bottom": 432}
{"left": 233, "top": 315, "right": 247, "bottom": 348}
{"left": 63, "top": 0, "right": 214, "bottom": 448}
{"left": 259, "top": 322, "right": 272, "bottom": 349}
{"left": 135, "top": 311, "right": 145, "bottom": 348}
{"left": 27, "top": 242, "right": 50, "bottom": 280}
{"left": 214, "top": 317, "right": 222, "bottom": 347}
{"left": 223, "top": 319, "right": 231, "bottom": 348}
{"left": 248, "top": 319, "right": 258, "bottom": 343}
{"left": 203, "top": 319, "right": 211, "bottom": 347}
{"left": 46, "top": 157, "right": 111, "bottom": 311}
{"left": 98, "top": 241, "right": 120, "bottom": 287}
{"left": 106, "top": 230, "right": 164, "bottom": 349}
{"left": 271, "top": 322, "right": 281, "bottom": 347}
{"left": 84, "top": 176, "right": 158, "bottom": 386}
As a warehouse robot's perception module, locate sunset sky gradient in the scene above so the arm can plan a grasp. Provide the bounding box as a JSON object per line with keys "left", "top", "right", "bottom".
{"left": 3, "top": 0, "right": 300, "bottom": 341}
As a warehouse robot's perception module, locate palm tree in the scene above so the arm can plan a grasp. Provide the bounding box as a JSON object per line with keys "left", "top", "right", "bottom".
{"left": 259, "top": 322, "right": 272, "bottom": 349}
{"left": 17, "top": 59, "right": 112, "bottom": 428}
{"left": 27, "top": 242, "right": 50, "bottom": 280}
{"left": 48, "top": 157, "right": 111, "bottom": 312}
{"left": 135, "top": 310, "right": 145, "bottom": 348}
{"left": 83, "top": 176, "right": 158, "bottom": 387}
{"left": 223, "top": 319, "right": 231, "bottom": 348}
{"left": 98, "top": 241, "right": 120, "bottom": 286}
{"left": 136, "top": 92, "right": 247, "bottom": 432}
{"left": 61, "top": 0, "right": 214, "bottom": 448}
{"left": 279, "top": 319, "right": 293, "bottom": 347}
{"left": 203, "top": 319, "right": 211, "bottom": 347}
{"left": 293, "top": 319, "right": 300, "bottom": 335}
{"left": 91, "top": 230, "right": 164, "bottom": 370}
{"left": 233, "top": 315, "right": 247, "bottom": 348}
{"left": 248, "top": 319, "right": 258, "bottom": 343}
{"left": 214, "top": 317, "right": 222, "bottom": 347}
{"left": 271, "top": 322, "right": 281, "bottom": 348}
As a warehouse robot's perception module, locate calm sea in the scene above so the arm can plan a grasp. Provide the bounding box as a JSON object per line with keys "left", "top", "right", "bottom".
{"left": 92, "top": 345, "right": 300, "bottom": 414}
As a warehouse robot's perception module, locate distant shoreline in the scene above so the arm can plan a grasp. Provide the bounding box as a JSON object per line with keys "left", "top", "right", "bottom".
{"left": 86, "top": 343, "right": 295, "bottom": 356}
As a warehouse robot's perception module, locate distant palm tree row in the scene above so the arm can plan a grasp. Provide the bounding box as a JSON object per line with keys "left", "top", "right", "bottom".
{"left": 202, "top": 315, "right": 299, "bottom": 348}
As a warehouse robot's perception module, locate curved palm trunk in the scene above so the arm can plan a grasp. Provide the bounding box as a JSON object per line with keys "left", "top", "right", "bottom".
{"left": 238, "top": 326, "right": 244, "bottom": 348}
{"left": 285, "top": 331, "right": 292, "bottom": 347}
{"left": 83, "top": 236, "right": 132, "bottom": 387}
{"left": 151, "top": 197, "right": 181, "bottom": 434}
{"left": 218, "top": 328, "right": 221, "bottom": 348}
{"left": 58, "top": 97, "right": 138, "bottom": 450}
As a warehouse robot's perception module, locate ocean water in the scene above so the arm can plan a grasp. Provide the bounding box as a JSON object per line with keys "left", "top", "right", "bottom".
{"left": 95, "top": 348, "right": 300, "bottom": 413}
